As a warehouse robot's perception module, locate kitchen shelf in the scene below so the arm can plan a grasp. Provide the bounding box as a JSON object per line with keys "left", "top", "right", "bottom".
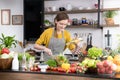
{"left": 45, "top": 9, "right": 98, "bottom": 14}
{"left": 44, "top": 24, "right": 120, "bottom": 29}
{"left": 67, "top": 25, "right": 98, "bottom": 28}
{"left": 44, "top": 8, "right": 120, "bottom": 14}
{"left": 101, "top": 8, "right": 120, "bottom": 11}
{"left": 101, "top": 24, "right": 120, "bottom": 27}
{"left": 68, "top": 24, "right": 119, "bottom": 28}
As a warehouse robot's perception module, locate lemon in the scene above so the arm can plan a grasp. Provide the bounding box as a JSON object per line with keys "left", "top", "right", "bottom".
{"left": 61, "top": 63, "right": 70, "bottom": 71}
{"left": 107, "top": 56, "right": 113, "bottom": 61}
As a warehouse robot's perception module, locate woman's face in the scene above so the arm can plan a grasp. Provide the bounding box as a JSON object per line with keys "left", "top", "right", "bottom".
{"left": 55, "top": 19, "right": 68, "bottom": 32}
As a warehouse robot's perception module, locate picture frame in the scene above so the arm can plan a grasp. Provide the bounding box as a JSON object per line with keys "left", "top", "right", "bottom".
{"left": 12, "top": 15, "right": 23, "bottom": 25}
{"left": 1, "top": 9, "right": 10, "bottom": 25}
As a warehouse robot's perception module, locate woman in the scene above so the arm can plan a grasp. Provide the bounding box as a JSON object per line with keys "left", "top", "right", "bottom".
{"left": 34, "top": 12, "right": 75, "bottom": 60}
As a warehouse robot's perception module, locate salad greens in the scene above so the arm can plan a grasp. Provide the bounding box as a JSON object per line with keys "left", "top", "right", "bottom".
{"left": 45, "top": 59, "right": 57, "bottom": 67}
{"left": 88, "top": 47, "right": 103, "bottom": 59}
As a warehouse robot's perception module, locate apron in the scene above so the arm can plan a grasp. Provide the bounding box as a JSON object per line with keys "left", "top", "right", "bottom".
{"left": 44, "top": 28, "right": 65, "bottom": 61}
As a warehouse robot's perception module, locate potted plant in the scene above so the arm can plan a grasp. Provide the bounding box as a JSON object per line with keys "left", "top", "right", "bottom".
{"left": 0, "top": 33, "right": 17, "bottom": 49}
{"left": 0, "top": 33, "right": 17, "bottom": 70}
{"left": 104, "top": 10, "right": 118, "bottom": 25}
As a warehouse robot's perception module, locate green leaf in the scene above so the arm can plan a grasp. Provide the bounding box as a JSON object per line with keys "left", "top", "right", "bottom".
{"left": 104, "top": 10, "right": 118, "bottom": 18}
{"left": 0, "top": 33, "right": 17, "bottom": 48}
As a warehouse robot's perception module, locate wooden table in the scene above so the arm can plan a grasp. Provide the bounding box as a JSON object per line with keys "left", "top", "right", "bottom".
{"left": 0, "top": 70, "right": 119, "bottom": 80}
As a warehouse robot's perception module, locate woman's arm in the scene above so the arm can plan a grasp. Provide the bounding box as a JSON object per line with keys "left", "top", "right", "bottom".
{"left": 34, "top": 44, "right": 52, "bottom": 55}
{"left": 34, "top": 29, "right": 53, "bottom": 55}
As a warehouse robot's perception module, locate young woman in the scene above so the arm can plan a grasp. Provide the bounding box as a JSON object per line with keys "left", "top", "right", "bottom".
{"left": 34, "top": 12, "right": 75, "bottom": 60}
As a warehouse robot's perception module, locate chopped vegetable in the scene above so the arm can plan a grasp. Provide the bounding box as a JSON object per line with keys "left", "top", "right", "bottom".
{"left": 45, "top": 59, "right": 57, "bottom": 67}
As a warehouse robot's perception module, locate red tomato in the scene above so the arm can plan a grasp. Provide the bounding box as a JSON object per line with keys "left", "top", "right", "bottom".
{"left": 69, "top": 67, "right": 76, "bottom": 73}
{"left": 37, "top": 67, "right": 41, "bottom": 71}
{"left": 70, "top": 63, "right": 78, "bottom": 67}
{"left": 1, "top": 48, "right": 10, "bottom": 54}
{"left": 52, "top": 67, "right": 58, "bottom": 71}
{"left": 30, "top": 67, "right": 34, "bottom": 71}
{"left": 57, "top": 67, "right": 66, "bottom": 72}
{"left": 34, "top": 67, "right": 38, "bottom": 71}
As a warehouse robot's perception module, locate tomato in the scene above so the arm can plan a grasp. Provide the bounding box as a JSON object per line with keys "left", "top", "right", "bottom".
{"left": 69, "top": 67, "right": 76, "bottom": 73}
{"left": 47, "top": 66, "right": 51, "bottom": 70}
{"left": 52, "top": 67, "right": 58, "bottom": 71}
{"left": 30, "top": 67, "right": 34, "bottom": 71}
{"left": 1, "top": 48, "right": 10, "bottom": 54}
{"left": 57, "top": 67, "right": 66, "bottom": 72}
{"left": 34, "top": 67, "right": 38, "bottom": 71}
{"left": 70, "top": 63, "right": 78, "bottom": 67}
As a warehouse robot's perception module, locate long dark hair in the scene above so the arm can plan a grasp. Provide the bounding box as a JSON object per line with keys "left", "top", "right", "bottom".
{"left": 54, "top": 12, "right": 69, "bottom": 21}
{"left": 54, "top": 12, "right": 69, "bottom": 30}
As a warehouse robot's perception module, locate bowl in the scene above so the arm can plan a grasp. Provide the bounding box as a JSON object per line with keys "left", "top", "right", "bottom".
{"left": 0, "top": 58, "right": 13, "bottom": 70}
{"left": 38, "top": 64, "right": 48, "bottom": 72}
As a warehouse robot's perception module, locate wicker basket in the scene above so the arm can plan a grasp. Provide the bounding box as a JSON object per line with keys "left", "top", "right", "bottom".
{"left": 0, "top": 58, "right": 13, "bottom": 70}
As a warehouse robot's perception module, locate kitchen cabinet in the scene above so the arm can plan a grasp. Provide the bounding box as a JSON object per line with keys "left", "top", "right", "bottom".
{"left": 44, "top": 0, "right": 120, "bottom": 28}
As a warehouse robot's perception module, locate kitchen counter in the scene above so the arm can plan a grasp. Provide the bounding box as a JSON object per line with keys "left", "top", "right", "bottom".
{"left": 0, "top": 70, "right": 120, "bottom": 80}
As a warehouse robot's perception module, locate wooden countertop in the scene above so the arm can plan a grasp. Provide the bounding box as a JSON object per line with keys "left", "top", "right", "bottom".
{"left": 0, "top": 70, "right": 119, "bottom": 80}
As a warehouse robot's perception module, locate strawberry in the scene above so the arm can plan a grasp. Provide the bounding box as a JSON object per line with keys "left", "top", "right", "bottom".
{"left": 1, "top": 48, "right": 10, "bottom": 54}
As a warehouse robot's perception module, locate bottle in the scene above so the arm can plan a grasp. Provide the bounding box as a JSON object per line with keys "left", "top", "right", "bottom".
{"left": 12, "top": 53, "right": 19, "bottom": 71}
{"left": 21, "top": 53, "right": 27, "bottom": 71}
{"left": 40, "top": 50, "right": 44, "bottom": 62}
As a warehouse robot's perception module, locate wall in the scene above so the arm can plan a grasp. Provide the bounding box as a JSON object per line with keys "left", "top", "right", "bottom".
{"left": 0, "top": 0, "right": 23, "bottom": 52}
{"left": 103, "top": 0, "right": 120, "bottom": 49}
{"left": 0, "top": 0, "right": 120, "bottom": 51}
{"left": 0, "top": 0, "right": 23, "bottom": 42}
{"left": 45, "top": 0, "right": 120, "bottom": 49}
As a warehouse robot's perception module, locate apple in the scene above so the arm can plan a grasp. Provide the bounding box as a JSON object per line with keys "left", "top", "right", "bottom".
{"left": 106, "top": 70, "right": 113, "bottom": 74}
{"left": 103, "top": 60, "right": 112, "bottom": 67}
{"left": 105, "top": 66, "right": 110, "bottom": 72}
{"left": 98, "top": 68, "right": 105, "bottom": 74}
{"left": 96, "top": 62, "right": 104, "bottom": 68}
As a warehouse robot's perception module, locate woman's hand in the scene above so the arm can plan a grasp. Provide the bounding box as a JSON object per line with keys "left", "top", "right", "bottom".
{"left": 34, "top": 44, "right": 52, "bottom": 55}
{"left": 44, "top": 47, "right": 52, "bottom": 55}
